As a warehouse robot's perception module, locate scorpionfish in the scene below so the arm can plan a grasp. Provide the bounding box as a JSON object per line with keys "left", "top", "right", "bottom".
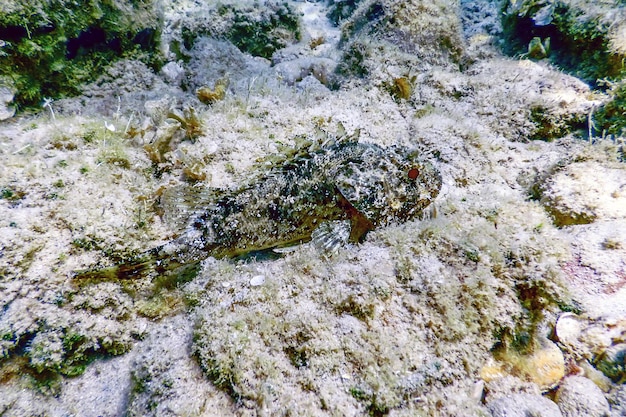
{"left": 76, "top": 128, "right": 441, "bottom": 280}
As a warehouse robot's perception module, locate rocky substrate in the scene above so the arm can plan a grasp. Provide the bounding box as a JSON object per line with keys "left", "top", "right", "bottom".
{"left": 1, "top": 0, "right": 625, "bottom": 416}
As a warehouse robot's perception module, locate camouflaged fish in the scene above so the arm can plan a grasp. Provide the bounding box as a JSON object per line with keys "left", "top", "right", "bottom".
{"left": 75, "top": 128, "right": 441, "bottom": 280}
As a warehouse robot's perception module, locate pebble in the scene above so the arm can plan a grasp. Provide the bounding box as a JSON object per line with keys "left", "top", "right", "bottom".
{"left": 487, "top": 393, "right": 562, "bottom": 417}
{"left": 0, "top": 85, "right": 15, "bottom": 121}
{"left": 539, "top": 161, "right": 626, "bottom": 226}
{"left": 555, "top": 376, "right": 611, "bottom": 417}
{"left": 249, "top": 275, "right": 266, "bottom": 286}
{"left": 578, "top": 360, "right": 613, "bottom": 393}
{"left": 555, "top": 313, "right": 582, "bottom": 346}
{"left": 160, "top": 61, "right": 185, "bottom": 86}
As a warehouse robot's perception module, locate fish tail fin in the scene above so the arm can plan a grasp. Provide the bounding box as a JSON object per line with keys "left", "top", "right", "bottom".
{"left": 72, "top": 243, "right": 191, "bottom": 281}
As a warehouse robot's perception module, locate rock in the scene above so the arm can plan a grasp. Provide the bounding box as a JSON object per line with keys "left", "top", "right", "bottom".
{"left": 161, "top": 61, "right": 185, "bottom": 86}
{"left": 555, "top": 313, "right": 583, "bottom": 347}
{"left": 540, "top": 162, "right": 626, "bottom": 227}
{"left": 559, "top": 222, "right": 626, "bottom": 329}
{"left": 481, "top": 339, "right": 565, "bottom": 391}
{"left": 296, "top": 75, "right": 330, "bottom": 94}
{"left": 502, "top": 0, "right": 626, "bottom": 83}
{"left": 341, "top": 0, "right": 464, "bottom": 66}
{"left": 184, "top": 37, "right": 272, "bottom": 96}
{"left": 578, "top": 360, "right": 614, "bottom": 393}
{"left": 576, "top": 318, "right": 626, "bottom": 360}
{"left": 607, "top": 384, "right": 626, "bottom": 415}
{"left": 482, "top": 375, "right": 542, "bottom": 404}
{"left": 0, "top": 83, "right": 15, "bottom": 121}
{"left": 273, "top": 56, "right": 338, "bottom": 86}
{"left": 487, "top": 393, "right": 562, "bottom": 417}
{"left": 595, "top": 343, "right": 626, "bottom": 383}
{"left": 124, "top": 316, "right": 231, "bottom": 416}
{"left": 0, "top": 0, "right": 161, "bottom": 108}
{"left": 555, "top": 376, "right": 611, "bottom": 417}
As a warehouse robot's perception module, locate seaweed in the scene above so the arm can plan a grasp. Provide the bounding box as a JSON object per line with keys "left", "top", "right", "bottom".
{"left": 327, "top": 0, "right": 364, "bottom": 25}
{"left": 594, "top": 80, "right": 626, "bottom": 138}
{"left": 501, "top": 0, "right": 626, "bottom": 85}
{"left": 0, "top": 0, "right": 162, "bottom": 110}
{"left": 181, "top": 2, "right": 301, "bottom": 60}
{"left": 225, "top": 3, "right": 301, "bottom": 59}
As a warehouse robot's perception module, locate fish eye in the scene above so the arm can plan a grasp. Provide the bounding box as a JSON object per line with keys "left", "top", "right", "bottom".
{"left": 408, "top": 168, "right": 419, "bottom": 180}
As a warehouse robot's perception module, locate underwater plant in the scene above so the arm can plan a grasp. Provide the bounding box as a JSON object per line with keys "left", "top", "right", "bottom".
{"left": 0, "top": 0, "right": 161, "bottom": 109}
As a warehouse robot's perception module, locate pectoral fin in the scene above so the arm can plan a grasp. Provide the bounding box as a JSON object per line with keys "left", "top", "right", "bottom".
{"left": 311, "top": 220, "right": 351, "bottom": 253}
{"left": 335, "top": 190, "right": 375, "bottom": 243}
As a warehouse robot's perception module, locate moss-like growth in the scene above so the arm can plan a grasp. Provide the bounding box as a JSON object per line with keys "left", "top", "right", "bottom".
{"left": 502, "top": 0, "right": 626, "bottom": 85}
{"left": 341, "top": 1, "right": 386, "bottom": 41}
{"left": 341, "top": 0, "right": 464, "bottom": 64}
{"left": 594, "top": 80, "right": 626, "bottom": 138}
{"left": 0, "top": 186, "right": 26, "bottom": 201}
{"left": 180, "top": 2, "right": 301, "bottom": 61}
{"left": 223, "top": 3, "right": 300, "bottom": 59}
{"left": 19, "top": 327, "right": 128, "bottom": 380}
{"left": 337, "top": 39, "right": 372, "bottom": 78}
{"left": 0, "top": 0, "right": 162, "bottom": 109}
{"left": 543, "top": 203, "right": 596, "bottom": 227}
{"left": 526, "top": 36, "right": 550, "bottom": 59}
{"left": 327, "top": 0, "right": 364, "bottom": 25}
{"left": 529, "top": 104, "right": 586, "bottom": 141}
{"left": 135, "top": 293, "right": 183, "bottom": 319}
{"left": 166, "top": 107, "right": 204, "bottom": 142}
{"left": 197, "top": 77, "right": 229, "bottom": 105}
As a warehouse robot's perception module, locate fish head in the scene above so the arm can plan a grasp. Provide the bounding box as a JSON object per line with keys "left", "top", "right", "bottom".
{"left": 334, "top": 145, "right": 441, "bottom": 226}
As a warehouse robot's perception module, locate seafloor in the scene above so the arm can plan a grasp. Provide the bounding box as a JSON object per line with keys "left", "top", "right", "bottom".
{"left": 1, "top": 0, "right": 626, "bottom": 416}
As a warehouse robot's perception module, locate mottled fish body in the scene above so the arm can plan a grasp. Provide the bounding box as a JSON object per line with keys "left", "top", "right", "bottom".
{"left": 75, "top": 133, "right": 441, "bottom": 280}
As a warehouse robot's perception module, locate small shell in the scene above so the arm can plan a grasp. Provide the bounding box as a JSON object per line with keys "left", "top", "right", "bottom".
{"left": 249, "top": 275, "right": 266, "bottom": 286}
{"left": 555, "top": 313, "right": 582, "bottom": 346}
{"left": 471, "top": 380, "right": 485, "bottom": 402}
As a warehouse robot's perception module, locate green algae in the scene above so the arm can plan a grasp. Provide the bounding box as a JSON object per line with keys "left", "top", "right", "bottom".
{"left": 0, "top": 0, "right": 162, "bottom": 110}
{"left": 502, "top": 0, "right": 626, "bottom": 85}
{"left": 327, "top": 0, "right": 364, "bottom": 25}
{"left": 0, "top": 325, "right": 132, "bottom": 387}
{"left": 594, "top": 80, "right": 626, "bottom": 138}
{"left": 179, "top": 2, "right": 301, "bottom": 61}
{"left": 0, "top": 186, "right": 25, "bottom": 201}
{"left": 529, "top": 104, "right": 586, "bottom": 141}
{"left": 223, "top": 3, "right": 301, "bottom": 59}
